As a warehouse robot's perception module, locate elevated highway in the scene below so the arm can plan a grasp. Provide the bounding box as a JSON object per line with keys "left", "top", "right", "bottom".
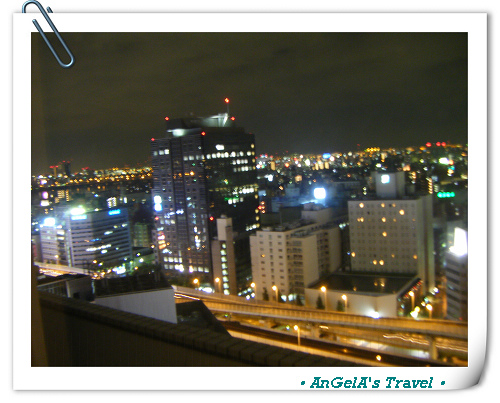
{"left": 173, "top": 286, "right": 467, "bottom": 341}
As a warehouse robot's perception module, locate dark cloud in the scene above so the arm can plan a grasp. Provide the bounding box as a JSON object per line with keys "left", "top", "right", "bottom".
{"left": 31, "top": 32, "right": 467, "bottom": 174}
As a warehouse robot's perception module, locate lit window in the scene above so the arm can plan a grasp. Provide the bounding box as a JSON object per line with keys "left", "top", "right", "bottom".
{"left": 359, "top": 203, "right": 364, "bottom": 208}
{"left": 399, "top": 210, "right": 405, "bottom": 215}
{"left": 382, "top": 232, "right": 387, "bottom": 237}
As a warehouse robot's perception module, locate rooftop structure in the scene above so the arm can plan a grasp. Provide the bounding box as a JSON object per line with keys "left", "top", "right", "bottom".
{"left": 306, "top": 272, "right": 421, "bottom": 318}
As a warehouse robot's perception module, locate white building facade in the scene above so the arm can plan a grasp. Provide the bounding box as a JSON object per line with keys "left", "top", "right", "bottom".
{"left": 250, "top": 207, "right": 342, "bottom": 302}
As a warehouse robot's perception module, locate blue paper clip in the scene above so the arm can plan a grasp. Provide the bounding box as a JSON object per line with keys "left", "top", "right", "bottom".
{"left": 22, "top": 0, "right": 74, "bottom": 68}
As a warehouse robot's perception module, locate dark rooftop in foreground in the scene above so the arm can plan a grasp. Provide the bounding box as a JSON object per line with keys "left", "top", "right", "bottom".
{"left": 34, "top": 291, "right": 364, "bottom": 367}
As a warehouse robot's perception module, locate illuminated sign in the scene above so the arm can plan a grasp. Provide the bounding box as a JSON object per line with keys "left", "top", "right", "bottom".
{"left": 108, "top": 209, "right": 121, "bottom": 216}
{"left": 154, "top": 203, "right": 162, "bottom": 212}
{"left": 381, "top": 174, "right": 390, "bottom": 184}
{"left": 71, "top": 215, "right": 87, "bottom": 220}
{"left": 437, "top": 191, "right": 455, "bottom": 198}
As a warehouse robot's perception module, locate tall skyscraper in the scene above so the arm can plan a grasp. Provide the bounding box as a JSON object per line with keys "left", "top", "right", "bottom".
{"left": 151, "top": 112, "right": 259, "bottom": 279}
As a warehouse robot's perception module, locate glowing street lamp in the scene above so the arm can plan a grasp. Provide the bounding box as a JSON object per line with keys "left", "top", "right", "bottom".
{"left": 251, "top": 282, "right": 256, "bottom": 301}
{"left": 342, "top": 294, "right": 348, "bottom": 312}
{"left": 193, "top": 278, "right": 199, "bottom": 290}
{"left": 272, "top": 285, "right": 278, "bottom": 302}
{"left": 320, "top": 286, "right": 327, "bottom": 310}
{"left": 426, "top": 304, "right": 433, "bottom": 319}
{"left": 293, "top": 325, "right": 301, "bottom": 346}
{"left": 409, "top": 290, "right": 415, "bottom": 310}
{"left": 215, "top": 277, "right": 221, "bottom": 293}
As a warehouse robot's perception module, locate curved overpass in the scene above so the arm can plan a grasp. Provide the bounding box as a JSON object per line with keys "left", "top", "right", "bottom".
{"left": 174, "top": 286, "right": 467, "bottom": 341}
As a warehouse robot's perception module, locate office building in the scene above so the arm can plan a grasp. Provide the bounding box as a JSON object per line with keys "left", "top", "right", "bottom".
{"left": 250, "top": 205, "right": 342, "bottom": 302}
{"left": 211, "top": 216, "right": 237, "bottom": 295}
{"left": 151, "top": 113, "right": 258, "bottom": 279}
{"left": 445, "top": 227, "right": 468, "bottom": 321}
{"left": 39, "top": 217, "right": 71, "bottom": 266}
{"left": 348, "top": 172, "right": 435, "bottom": 292}
{"left": 39, "top": 206, "right": 132, "bottom": 270}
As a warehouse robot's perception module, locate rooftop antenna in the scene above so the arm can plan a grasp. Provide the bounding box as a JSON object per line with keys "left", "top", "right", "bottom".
{"left": 221, "top": 98, "right": 231, "bottom": 126}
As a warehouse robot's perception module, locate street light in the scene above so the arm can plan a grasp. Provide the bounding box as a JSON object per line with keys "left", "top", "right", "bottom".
{"left": 215, "top": 277, "right": 221, "bottom": 293}
{"left": 272, "top": 285, "right": 278, "bottom": 302}
{"left": 426, "top": 304, "right": 433, "bottom": 319}
{"left": 293, "top": 325, "right": 301, "bottom": 346}
{"left": 342, "top": 294, "right": 348, "bottom": 312}
{"left": 409, "top": 290, "right": 415, "bottom": 310}
{"left": 320, "top": 286, "right": 327, "bottom": 311}
{"left": 250, "top": 282, "right": 256, "bottom": 301}
{"left": 193, "top": 278, "right": 199, "bottom": 290}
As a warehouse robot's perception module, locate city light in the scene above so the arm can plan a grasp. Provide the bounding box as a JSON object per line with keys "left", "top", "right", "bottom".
{"left": 314, "top": 187, "right": 326, "bottom": 200}
{"left": 43, "top": 217, "right": 56, "bottom": 226}
{"left": 450, "top": 227, "right": 468, "bottom": 256}
{"left": 437, "top": 191, "right": 455, "bottom": 198}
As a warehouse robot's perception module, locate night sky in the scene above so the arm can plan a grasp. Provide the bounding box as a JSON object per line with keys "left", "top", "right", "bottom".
{"left": 31, "top": 32, "right": 467, "bottom": 174}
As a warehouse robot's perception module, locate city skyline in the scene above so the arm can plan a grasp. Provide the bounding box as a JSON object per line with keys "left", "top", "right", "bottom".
{"left": 31, "top": 31, "right": 467, "bottom": 174}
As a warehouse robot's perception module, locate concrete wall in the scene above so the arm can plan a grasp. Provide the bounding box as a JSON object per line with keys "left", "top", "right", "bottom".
{"left": 95, "top": 288, "right": 177, "bottom": 324}
{"left": 36, "top": 292, "right": 360, "bottom": 367}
